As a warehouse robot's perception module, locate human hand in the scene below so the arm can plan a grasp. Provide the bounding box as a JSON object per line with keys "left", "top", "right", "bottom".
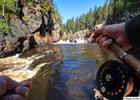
{"left": 90, "top": 23, "right": 132, "bottom": 51}
{"left": 0, "top": 76, "right": 32, "bottom": 100}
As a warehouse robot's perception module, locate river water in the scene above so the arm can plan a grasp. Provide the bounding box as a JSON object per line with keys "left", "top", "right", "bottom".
{"left": 26, "top": 44, "right": 110, "bottom": 100}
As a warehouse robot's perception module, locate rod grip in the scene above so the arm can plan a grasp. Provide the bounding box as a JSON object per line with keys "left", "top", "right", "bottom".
{"left": 123, "top": 55, "right": 140, "bottom": 77}
{"left": 109, "top": 43, "right": 140, "bottom": 78}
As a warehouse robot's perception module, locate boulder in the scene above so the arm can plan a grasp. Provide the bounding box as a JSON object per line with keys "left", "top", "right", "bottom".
{"left": 52, "top": 24, "right": 61, "bottom": 42}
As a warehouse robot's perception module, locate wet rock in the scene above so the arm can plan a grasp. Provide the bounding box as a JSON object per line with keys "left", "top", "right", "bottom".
{"left": 93, "top": 89, "right": 108, "bottom": 100}
{"left": 45, "top": 50, "right": 54, "bottom": 56}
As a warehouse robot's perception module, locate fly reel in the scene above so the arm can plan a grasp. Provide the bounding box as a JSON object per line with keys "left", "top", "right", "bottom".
{"left": 96, "top": 60, "right": 139, "bottom": 100}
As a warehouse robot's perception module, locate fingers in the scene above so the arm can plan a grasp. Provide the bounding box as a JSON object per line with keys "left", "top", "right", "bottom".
{"left": 5, "top": 76, "right": 20, "bottom": 91}
{"left": 90, "top": 23, "right": 130, "bottom": 51}
{"left": 89, "top": 27, "right": 104, "bottom": 43}
{"left": 91, "top": 26, "right": 113, "bottom": 50}
{"left": 1, "top": 94, "right": 25, "bottom": 100}
{"left": 95, "top": 35, "right": 104, "bottom": 44}
{"left": 15, "top": 86, "right": 29, "bottom": 96}
{"left": 0, "top": 77, "right": 7, "bottom": 95}
{"left": 95, "top": 36, "right": 113, "bottom": 50}
{"left": 98, "top": 36, "right": 108, "bottom": 46}
{"left": 0, "top": 76, "right": 20, "bottom": 95}
{"left": 101, "top": 39, "right": 112, "bottom": 50}
{"left": 88, "top": 33, "right": 95, "bottom": 42}
{"left": 16, "top": 80, "right": 32, "bottom": 96}
{"left": 21, "top": 80, "right": 32, "bottom": 90}
{"left": 0, "top": 76, "right": 32, "bottom": 98}
{"left": 93, "top": 27, "right": 104, "bottom": 38}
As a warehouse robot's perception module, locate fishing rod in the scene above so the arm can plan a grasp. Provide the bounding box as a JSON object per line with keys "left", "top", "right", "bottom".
{"left": 110, "top": 44, "right": 140, "bottom": 77}
{"left": 6, "top": 62, "right": 57, "bottom": 95}
{"left": 78, "top": 20, "right": 140, "bottom": 78}
{"left": 77, "top": 19, "right": 95, "bottom": 33}
{"left": 78, "top": 20, "right": 140, "bottom": 99}
{"left": 30, "top": 60, "right": 62, "bottom": 81}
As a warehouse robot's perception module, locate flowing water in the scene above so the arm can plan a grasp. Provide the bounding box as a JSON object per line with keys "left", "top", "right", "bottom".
{"left": 0, "top": 44, "right": 110, "bottom": 100}
{"left": 26, "top": 44, "right": 110, "bottom": 100}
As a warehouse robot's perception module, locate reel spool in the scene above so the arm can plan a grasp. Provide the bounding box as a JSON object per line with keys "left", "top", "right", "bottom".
{"left": 96, "top": 60, "right": 139, "bottom": 100}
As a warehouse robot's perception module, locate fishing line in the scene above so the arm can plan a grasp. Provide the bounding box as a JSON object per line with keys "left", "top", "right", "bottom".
{"left": 31, "top": 65, "right": 53, "bottom": 80}
{"left": 30, "top": 61, "right": 62, "bottom": 81}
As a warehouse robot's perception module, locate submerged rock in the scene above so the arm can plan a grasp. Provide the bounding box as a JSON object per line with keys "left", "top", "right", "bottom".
{"left": 93, "top": 89, "right": 108, "bottom": 100}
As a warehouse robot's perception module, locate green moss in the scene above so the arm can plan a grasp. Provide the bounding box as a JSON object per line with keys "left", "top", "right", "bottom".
{"left": 0, "top": 21, "right": 9, "bottom": 33}
{"left": 41, "top": 1, "right": 58, "bottom": 22}
{"left": 0, "top": 0, "right": 15, "bottom": 13}
{"left": 41, "top": 2, "right": 52, "bottom": 13}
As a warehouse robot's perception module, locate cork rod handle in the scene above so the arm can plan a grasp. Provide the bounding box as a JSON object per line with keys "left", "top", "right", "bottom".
{"left": 109, "top": 43, "right": 140, "bottom": 78}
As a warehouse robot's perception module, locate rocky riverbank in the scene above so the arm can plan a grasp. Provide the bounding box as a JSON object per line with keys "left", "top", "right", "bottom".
{"left": 0, "top": 44, "right": 63, "bottom": 82}
{"left": 0, "top": 0, "right": 61, "bottom": 58}
{"left": 56, "top": 23, "right": 104, "bottom": 44}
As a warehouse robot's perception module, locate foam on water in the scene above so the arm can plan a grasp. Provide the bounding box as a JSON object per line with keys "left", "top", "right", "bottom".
{"left": 0, "top": 45, "right": 63, "bottom": 82}
{"left": 0, "top": 52, "right": 51, "bottom": 82}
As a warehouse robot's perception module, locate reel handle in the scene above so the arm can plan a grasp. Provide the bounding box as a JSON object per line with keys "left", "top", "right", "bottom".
{"left": 109, "top": 43, "right": 140, "bottom": 79}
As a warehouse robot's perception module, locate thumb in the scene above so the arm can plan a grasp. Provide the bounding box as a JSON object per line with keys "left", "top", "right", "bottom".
{"left": 0, "top": 77, "right": 7, "bottom": 95}
{"left": 20, "top": 80, "right": 32, "bottom": 90}
{"left": 94, "top": 27, "right": 104, "bottom": 38}
{"left": 3, "top": 76, "right": 20, "bottom": 91}
{"left": 0, "top": 76, "right": 20, "bottom": 96}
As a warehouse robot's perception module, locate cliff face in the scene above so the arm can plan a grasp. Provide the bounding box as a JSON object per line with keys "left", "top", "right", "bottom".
{"left": 0, "top": 0, "right": 61, "bottom": 57}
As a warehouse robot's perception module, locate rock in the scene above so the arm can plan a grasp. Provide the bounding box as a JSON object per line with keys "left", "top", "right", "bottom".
{"left": 0, "top": 1, "right": 61, "bottom": 57}
{"left": 10, "top": 17, "right": 29, "bottom": 37}
{"left": 52, "top": 24, "right": 61, "bottom": 42}
{"left": 60, "top": 29, "right": 90, "bottom": 43}
{"left": 45, "top": 50, "right": 54, "bottom": 56}
{"left": 22, "top": 5, "right": 43, "bottom": 33}
{"left": 93, "top": 89, "right": 108, "bottom": 100}
{"left": 22, "top": 39, "right": 30, "bottom": 52}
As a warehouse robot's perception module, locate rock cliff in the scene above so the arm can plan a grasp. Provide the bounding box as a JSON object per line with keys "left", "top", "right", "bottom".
{"left": 0, "top": 0, "right": 61, "bottom": 57}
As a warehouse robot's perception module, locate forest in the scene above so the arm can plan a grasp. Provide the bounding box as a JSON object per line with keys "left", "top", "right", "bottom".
{"left": 1, "top": 0, "right": 140, "bottom": 34}
{"left": 62, "top": 0, "right": 140, "bottom": 33}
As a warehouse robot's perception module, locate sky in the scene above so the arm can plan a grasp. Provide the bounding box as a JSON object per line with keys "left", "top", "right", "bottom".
{"left": 53, "top": 0, "right": 105, "bottom": 23}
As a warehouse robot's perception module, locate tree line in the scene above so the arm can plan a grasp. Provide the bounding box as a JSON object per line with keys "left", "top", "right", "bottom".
{"left": 62, "top": 0, "right": 140, "bottom": 33}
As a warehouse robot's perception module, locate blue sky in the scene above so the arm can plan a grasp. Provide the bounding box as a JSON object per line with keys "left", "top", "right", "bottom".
{"left": 53, "top": 0, "right": 105, "bottom": 23}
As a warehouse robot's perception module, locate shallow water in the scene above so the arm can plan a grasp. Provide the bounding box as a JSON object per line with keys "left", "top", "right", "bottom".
{"left": 26, "top": 44, "right": 110, "bottom": 100}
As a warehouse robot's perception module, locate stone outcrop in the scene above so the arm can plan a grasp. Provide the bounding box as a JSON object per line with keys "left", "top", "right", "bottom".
{"left": 59, "top": 22, "right": 104, "bottom": 43}
{"left": 0, "top": 1, "right": 61, "bottom": 57}
{"left": 52, "top": 24, "right": 62, "bottom": 42}
{"left": 61, "top": 29, "right": 90, "bottom": 43}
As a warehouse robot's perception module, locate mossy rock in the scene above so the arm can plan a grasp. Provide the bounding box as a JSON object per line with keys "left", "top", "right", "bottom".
{"left": 0, "top": 21, "right": 10, "bottom": 33}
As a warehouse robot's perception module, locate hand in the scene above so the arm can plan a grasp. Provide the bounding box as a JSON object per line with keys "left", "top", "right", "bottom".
{"left": 0, "top": 76, "right": 32, "bottom": 100}
{"left": 90, "top": 22, "right": 132, "bottom": 51}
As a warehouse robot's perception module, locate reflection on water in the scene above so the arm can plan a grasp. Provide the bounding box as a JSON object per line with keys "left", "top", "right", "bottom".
{"left": 27, "top": 44, "right": 110, "bottom": 100}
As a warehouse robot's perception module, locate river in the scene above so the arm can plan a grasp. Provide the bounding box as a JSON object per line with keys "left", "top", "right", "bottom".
{"left": 26, "top": 44, "right": 110, "bottom": 100}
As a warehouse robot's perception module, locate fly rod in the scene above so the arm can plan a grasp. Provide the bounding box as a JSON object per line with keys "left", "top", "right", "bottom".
{"left": 30, "top": 61, "right": 62, "bottom": 81}
{"left": 78, "top": 20, "right": 140, "bottom": 79}
{"left": 77, "top": 19, "right": 95, "bottom": 33}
